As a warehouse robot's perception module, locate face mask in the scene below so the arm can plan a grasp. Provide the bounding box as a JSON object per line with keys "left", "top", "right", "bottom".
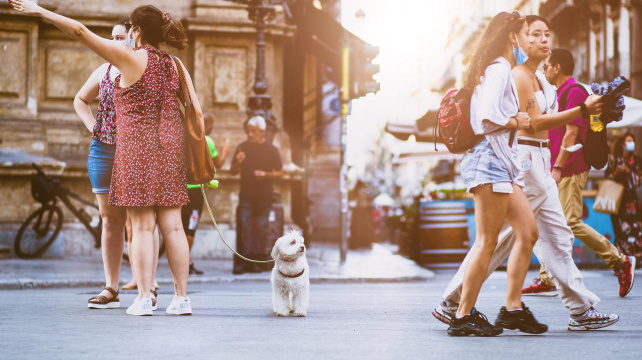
{"left": 513, "top": 38, "right": 529, "bottom": 65}
{"left": 625, "top": 141, "right": 635, "bottom": 152}
{"left": 122, "top": 28, "right": 136, "bottom": 49}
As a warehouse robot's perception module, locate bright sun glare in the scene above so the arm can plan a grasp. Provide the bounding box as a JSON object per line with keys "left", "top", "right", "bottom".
{"left": 340, "top": 0, "right": 455, "bottom": 175}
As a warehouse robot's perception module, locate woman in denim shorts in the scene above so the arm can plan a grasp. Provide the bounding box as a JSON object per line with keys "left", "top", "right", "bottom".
{"left": 441, "top": 12, "right": 546, "bottom": 337}
{"left": 74, "top": 19, "right": 131, "bottom": 309}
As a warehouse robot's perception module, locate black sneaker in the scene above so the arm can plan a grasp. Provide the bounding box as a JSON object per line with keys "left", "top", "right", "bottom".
{"left": 189, "top": 262, "right": 204, "bottom": 275}
{"left": 495, "top": 302, "right": 548, "bottom": 334}
{"left": 447, "top": 308, "right": 503, "bottom": 337}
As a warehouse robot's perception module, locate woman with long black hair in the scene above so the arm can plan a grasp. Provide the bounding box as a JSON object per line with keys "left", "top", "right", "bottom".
{"left": 435, "top": 15, "right": 616, "bottom": 332}
{"left": 436, "top": 11, "right": 543, "bottom": 337}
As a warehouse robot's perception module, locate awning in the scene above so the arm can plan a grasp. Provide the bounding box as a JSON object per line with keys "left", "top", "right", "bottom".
{"left": 385, "top": 109, "right": 439, "bottom": 143}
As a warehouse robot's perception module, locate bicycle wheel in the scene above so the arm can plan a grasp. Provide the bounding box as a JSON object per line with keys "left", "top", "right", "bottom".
{"left": 14, "top": 206, "right": 64, "bottom": 259}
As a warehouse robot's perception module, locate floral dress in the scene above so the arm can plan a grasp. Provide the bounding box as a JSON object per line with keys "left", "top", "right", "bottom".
{"left": 606, "top": 154, "right": 642, "bottom": 261}
{"left": 108, "top": 46, "right": 188, "bottom": 207}
{"left": 92, "top": 64, "right": 117, "bottom": 144}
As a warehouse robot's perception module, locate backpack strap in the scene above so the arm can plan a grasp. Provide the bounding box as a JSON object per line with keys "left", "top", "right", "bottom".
{"left": 559, "top": 83, "right": 588, "bottom": 110}
{"left": 558, "top": 83, "right": 590, "bottom": 146}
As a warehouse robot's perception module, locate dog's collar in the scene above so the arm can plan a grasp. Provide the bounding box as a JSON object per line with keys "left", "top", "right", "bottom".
{"left": 278, "top": 268, "right": 305, "bottom": 278}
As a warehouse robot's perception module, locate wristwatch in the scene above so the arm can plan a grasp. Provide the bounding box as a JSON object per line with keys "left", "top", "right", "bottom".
{"left": 552, "top": 164, "right": 563, "bottom": 170}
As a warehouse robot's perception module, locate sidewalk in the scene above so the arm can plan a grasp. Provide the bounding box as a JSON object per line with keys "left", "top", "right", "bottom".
{"left": 0, "top": 243, "right": 434, "bottom": 289}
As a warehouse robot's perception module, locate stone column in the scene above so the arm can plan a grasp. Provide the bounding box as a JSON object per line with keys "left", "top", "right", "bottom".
{"left": 618, "top": 1, "right": 630, "bottom": 79}
{"left": 629, "top": 1, "right": 642, "bottom": 99}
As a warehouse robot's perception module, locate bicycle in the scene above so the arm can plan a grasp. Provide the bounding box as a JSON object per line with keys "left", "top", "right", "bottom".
{"left": 14, "top": 163, "right": 165, "bottom": 259}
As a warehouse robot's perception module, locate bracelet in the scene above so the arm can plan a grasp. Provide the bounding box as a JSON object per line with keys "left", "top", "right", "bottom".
{"left": 553, "top": 164, "right": 563, "bottom": 170}
{"left": 578, "top": 102, "right": 589, "bottom": 119}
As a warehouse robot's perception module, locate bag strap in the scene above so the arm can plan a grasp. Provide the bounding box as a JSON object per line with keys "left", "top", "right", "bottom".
{"left": 172, "top": 56, "right": 192, "bottom": 106}
{"left": 559, "top": 83, "right": 588, "bottom": 110}
{"left": 559, "top": 83, "right": 590, "bottom": 146}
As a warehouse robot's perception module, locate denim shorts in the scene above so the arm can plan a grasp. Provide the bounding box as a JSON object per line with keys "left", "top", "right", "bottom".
{"left": 87, "top": 139, "right": 116, "bottom": 194}
{"left": 459, "top": 139, "right": 513, "bottom": 193}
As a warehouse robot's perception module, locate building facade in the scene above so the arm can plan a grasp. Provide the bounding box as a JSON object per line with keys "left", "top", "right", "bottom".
{"left": 0, "top": 0, "right": 299, "bottom": 258}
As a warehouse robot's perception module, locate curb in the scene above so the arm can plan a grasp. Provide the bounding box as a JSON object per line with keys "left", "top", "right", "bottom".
{"left": 0, "top": 274, "right": 433, "bottom": 290}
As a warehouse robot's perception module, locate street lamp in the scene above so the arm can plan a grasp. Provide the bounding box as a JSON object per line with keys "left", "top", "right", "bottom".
{"left": 230, "top": 0, "right": 280, "bottom": 142}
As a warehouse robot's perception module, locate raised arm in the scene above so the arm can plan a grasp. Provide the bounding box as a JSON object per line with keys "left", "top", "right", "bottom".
{"left": 74, "top": 63, "right": 107, "bottom": 132}
{"left": 10, "top": 0, "right": 137, "bottom": 73}
{"left": 513, "top": 69, "right": 603, "bottom": 132}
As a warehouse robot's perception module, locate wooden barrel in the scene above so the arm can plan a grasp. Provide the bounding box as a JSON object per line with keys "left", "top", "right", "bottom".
{"left": 417, "top": 201, "right": 469, "bottom": 268}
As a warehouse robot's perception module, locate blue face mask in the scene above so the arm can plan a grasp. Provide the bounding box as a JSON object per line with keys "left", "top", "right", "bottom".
{"left": 121, "top": 28, "right": 136, "bottom": 50}
{"left": 625, "top": 141, "right": 636, "bottom": 152}
{"left": 513, "top": 38, "right": 529, "bottom": 65}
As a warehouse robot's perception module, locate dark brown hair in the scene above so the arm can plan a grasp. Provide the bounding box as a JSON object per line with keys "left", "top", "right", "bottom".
{"left": 463, "top": 11, "right": 525, "bottom": 90}
{"left": 525, "top": 14, "right": 550, "bottom": 28}
{"left": 130, "top": 5, "right": 188, "bottom": 50}
{"left": 613, "top": 132, "right": 635, "bottom": 158}
{"left": 549, "top": 48, "right": 575, "bottom": 75}
{"left": 115, "top": 17, "right": 131, "bottom": 31}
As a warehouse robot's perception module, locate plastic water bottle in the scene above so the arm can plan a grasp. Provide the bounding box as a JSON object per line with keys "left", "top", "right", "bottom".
{"left": 590, "top": 114, "right": 604, "bottom": 132}
{"left": 588, "top": 95, "right": 604, "bottom": 132}
{"left": 188, "top": 210, "right": 199, "bottom": 230}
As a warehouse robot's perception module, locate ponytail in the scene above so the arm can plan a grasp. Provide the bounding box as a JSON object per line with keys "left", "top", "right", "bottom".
{"left": 130, "top": 5, "right": 188, "bottom": 50}
{"left": 162, "top": 18, "right": 188, "bottom": 50}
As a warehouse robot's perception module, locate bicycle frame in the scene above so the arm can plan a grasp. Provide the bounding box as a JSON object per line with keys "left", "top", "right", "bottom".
{"left": 32, "top": 164, "right": 102, "bottom": 248}
{"left": 56, "top": 189, "right": 102, "bottom": 248}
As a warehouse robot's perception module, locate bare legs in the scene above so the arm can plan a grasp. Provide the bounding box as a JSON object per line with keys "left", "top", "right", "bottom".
{"left": 92, "top": 194, "right": 126, "bottom": 300}
{"left": 127, "top": 206, "right": 189, "bottom": 299}
{"left": 156, "top": 206, "right": 190, "bottom": 298}
{"left": 127, "top": 207, "right": 156, "bottom": 300}
{"left": 503, "top": 186, "right": 539, "bottom": 310}
{"left": 455, "top": 184, "right": 538, "bottom": 318}
{"left": 123, "top": 215, "right": 159, "bottom": 290}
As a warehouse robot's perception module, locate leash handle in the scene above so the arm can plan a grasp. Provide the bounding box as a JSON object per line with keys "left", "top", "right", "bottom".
{"left": 201, "top": 186, "right": 275, "bottom": 264}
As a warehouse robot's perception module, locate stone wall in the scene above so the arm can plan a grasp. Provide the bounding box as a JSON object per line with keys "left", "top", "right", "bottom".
{"left": 0, "top": 0, "right": 298, "bottom": 258}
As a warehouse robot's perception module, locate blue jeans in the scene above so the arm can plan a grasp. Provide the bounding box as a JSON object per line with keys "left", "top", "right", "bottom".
{"left": 234, "top": 198, "right": 272, "bottom": 269}
{"left": 87, "top": 139, "right": 116, "bottom": 194}
{"left": 459, "top": 139, "right": 513, "bottom": 192}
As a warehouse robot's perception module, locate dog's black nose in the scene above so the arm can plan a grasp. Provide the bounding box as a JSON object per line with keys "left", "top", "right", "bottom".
{"left": 299, "top": 246, "right": 305, "bottom": 252}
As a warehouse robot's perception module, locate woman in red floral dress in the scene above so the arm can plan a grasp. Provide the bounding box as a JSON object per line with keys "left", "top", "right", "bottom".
{"left": 10, "top": 1, "right": 201, "bottom": 316}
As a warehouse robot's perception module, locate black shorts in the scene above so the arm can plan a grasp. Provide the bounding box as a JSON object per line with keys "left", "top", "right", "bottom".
{"left": 181, "top": 187, "right": 205, "bottom": 237}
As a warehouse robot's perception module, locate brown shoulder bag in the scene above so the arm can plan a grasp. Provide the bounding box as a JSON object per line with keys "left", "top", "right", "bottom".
{"left": 173, "top": 57, "right": 216, "bottom": 184}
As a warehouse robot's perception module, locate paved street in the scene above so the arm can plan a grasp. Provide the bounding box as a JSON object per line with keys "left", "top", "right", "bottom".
{"left": 1, "top": 269, "right": 640, "bottom": 360}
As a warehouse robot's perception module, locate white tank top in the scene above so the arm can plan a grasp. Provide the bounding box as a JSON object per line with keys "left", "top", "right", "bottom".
{"left": 534, "top": 91, "right": 546, "bottom": 114}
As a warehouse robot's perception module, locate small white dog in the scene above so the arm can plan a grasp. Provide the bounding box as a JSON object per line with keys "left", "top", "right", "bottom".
{"left": 271, "top": 230, "right": 309, "bottom": 317}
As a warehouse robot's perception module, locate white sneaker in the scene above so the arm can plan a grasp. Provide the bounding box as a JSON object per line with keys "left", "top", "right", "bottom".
{"left": 126, "top": 297, "right": 153, "bottom": 316}
{"left": 432, "top": 300, "right": 458, "bottom": 325}
{"left": 568, "top": 307, "right": 619, "bottom": 330}
{"left": 166, "top": 296, "right": 192, "bottom": 315}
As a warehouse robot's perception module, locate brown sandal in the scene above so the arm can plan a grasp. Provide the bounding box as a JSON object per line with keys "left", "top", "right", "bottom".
{"left": 88, "top": 287, "right": 120, "bottom": 309}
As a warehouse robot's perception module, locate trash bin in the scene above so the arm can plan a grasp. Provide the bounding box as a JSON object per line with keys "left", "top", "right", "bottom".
{"left": 417, "top": 200, "right": 469, "bottom": 267}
